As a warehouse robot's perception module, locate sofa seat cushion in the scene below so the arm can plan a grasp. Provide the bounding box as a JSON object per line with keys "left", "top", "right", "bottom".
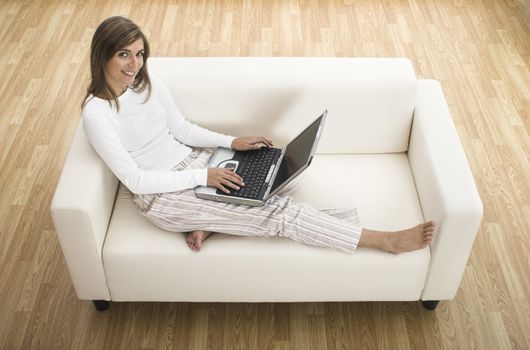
{"left": 103, "top": 153, "right": 429, "bottom": 302}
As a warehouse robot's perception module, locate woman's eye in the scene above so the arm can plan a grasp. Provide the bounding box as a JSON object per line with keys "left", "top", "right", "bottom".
{"left": 118, "top": 52, "right": 128, "bottom": 58}
{"left": 137, "top": 52, "right": 144, "bottom": 57}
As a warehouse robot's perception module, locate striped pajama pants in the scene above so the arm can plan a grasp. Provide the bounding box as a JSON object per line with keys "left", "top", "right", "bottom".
{"left": 133, "top": 149, "right": 363, "bottom": 253}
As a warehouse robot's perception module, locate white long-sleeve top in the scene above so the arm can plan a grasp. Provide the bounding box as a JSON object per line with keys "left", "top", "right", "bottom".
{"left": 82, "top": 75, "right": 235, "bottom": 194}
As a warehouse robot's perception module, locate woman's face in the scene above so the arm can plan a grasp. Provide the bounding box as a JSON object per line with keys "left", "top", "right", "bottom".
{"left": 105, "top": 38, "right": 145, "bottom": 95}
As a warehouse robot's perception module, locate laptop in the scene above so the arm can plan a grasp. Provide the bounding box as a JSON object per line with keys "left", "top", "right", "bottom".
{"left": 195, "top": 110, "right": 327, "bottom": 207}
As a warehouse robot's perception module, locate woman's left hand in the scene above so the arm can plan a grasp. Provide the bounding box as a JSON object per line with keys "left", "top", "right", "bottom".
{"left": 231, "top": 136, "right": 274, "bottom": 151}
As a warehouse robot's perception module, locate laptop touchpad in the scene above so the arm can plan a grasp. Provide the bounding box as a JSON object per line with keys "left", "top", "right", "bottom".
{"left": 223, "top": 161, "right": 238, "bottom": 171}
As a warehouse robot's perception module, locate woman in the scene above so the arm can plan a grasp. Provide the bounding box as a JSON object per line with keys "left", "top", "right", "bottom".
{"left": 82, "top": 16, "right": 435, "bottom": 253}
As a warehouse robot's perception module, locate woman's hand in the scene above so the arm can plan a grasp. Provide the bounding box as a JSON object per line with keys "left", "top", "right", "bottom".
{"left": 209, "top": 136, "right": 272, "bottom": 193}
{"left": 207, "top": 168, "right": 245, "bottom": 194}
{"left": 231, "top": 136, "right": 274, "bottom": 151}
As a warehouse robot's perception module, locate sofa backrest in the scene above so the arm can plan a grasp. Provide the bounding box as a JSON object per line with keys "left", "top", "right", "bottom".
{"left": 149, "top": 57, "right": 417, "bottom": 154}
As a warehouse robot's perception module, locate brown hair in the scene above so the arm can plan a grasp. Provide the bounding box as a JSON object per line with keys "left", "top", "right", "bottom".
{"left": 82, "top": 16, "right": 151, "bottom": 111}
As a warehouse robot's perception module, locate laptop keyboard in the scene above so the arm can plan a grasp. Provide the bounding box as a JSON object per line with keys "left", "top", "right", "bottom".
{"left": 217, "top": 147, "right": 282, "bottom": 199}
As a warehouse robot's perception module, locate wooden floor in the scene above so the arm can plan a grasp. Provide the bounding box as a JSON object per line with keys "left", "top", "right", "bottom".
{"left": 0, "top": 0, "right": 529, "bottom": 349}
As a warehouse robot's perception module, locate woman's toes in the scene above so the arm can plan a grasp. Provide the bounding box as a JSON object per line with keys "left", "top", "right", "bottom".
{"left": 185, "top": 231, "right": 212, "bottom": 252}
{"left": 186, "top": 233, "right": 197, "bottom": 251}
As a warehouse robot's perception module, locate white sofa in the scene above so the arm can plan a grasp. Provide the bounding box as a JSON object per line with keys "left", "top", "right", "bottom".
{"left": 51, "top": 58, "right": 483, "bottom": 311}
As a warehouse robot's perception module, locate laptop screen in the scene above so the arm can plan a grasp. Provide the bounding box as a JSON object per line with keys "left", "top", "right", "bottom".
{"left": 269, "top": 113, "right": 325, "bottom": 194}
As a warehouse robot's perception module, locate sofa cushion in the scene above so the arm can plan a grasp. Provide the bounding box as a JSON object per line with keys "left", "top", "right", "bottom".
{"left": 149, "top": 57, "right": 418, "bottom": 154}
{"left": 102, "top": 153, "right": 429, "bottom": 302}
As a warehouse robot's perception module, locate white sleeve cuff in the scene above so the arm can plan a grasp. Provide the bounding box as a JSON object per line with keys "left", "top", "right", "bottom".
{"left": 224, "top": 136, "right": 236, "bottom": 149}
{"left": 193, "top": 168, "right": 209, "bottom": 187}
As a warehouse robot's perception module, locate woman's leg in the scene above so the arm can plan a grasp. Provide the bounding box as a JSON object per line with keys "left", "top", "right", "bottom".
{"left": 358, "top": 222, "right": 436, "bottom": 253}
{"left": 135, "top": 149, "right": 434, "bottom": 253}
{"left": 138, "top": 187, "right": 435, "bottom": 254}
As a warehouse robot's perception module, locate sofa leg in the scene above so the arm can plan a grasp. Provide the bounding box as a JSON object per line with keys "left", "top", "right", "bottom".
{"left": 421, "top": 300, "right": 439, "bottom": 311}
{"left": 92, "top": 300, "right": 110, "bottom": 311}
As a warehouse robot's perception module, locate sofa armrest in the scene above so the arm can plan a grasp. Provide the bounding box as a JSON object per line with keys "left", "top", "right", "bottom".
{"left": 50, "top": 123, "right": 119, "bottom": 301}
{"left": 409, "top": 80, "right": 483, "bottom": 301}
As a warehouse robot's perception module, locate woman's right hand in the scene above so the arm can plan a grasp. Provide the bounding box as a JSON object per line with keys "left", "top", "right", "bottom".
{"left": 207, "top": 168, "right": 245, "bottom": 194}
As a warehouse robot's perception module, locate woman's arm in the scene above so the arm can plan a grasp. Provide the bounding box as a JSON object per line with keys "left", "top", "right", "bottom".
{"left": 83, "top": 110, "right": 205, "bottom": 195}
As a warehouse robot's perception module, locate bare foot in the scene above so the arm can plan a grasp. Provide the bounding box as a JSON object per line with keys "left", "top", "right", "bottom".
{"left": 385, "top": 221, "right": 436, "bottom": 253}
{"left": 186, "top": 230, "right": 212, "bottom": 252}
{"left": 358, "top": 221, "right": 436, "bottom": 253}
